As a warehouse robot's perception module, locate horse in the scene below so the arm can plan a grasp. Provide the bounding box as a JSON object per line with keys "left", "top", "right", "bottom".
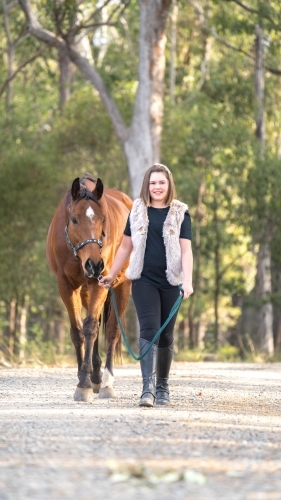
{"left": 46, "top": 173, "right": 132, "bottom": 402}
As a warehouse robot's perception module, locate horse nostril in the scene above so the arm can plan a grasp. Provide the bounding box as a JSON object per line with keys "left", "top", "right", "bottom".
{"left": 85, "top": 259, "right": 94, "bottom": 278}
{"left": 85, "top": 259, "right": 104, "bottom": 278}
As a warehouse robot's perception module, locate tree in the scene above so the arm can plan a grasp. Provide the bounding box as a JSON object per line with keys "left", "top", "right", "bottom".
{"left": 18, "top": 0, "right": 173, "bottom": 199}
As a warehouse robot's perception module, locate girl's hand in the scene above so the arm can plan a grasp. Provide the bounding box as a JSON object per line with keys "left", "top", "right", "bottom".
{"left": 98, "top": 274, "right": 114, "bottom": 288}
{"left": 181, "top": 282, "right": 193, "bottom": 300}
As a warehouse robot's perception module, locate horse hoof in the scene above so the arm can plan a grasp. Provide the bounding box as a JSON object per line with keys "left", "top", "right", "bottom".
{"left": 99, "top": 387, "right": 116, "bottom": 399}
{"left": 92, "top": 383, "right": 101, "bottom": 394}
{"left": 74, "top": 387, "right": 93, "bottom": 402}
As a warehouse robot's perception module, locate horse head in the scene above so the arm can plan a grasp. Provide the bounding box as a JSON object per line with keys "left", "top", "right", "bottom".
{"left": 66, "top": 177, "right": 105, "bottom": 279}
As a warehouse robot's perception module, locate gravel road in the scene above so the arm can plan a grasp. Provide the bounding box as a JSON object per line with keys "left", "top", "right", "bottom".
{"left": 0, "top": 361, "right": 281, "bottom": 500}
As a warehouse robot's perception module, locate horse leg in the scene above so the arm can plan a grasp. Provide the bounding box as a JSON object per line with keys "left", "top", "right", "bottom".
{"left": 81, "top": 285, "right": 102, "bottom": 393}
{"left": 57, "top": 278, "right": 85, "bottom": 381}
{"left": 91, "top": 334, "right": 103, "bottom": 393}
{"left": 99, "top": 279, "right": 131, "bottom": 399}
{"left": 75, "top": 286, "right": 108, "bottom": 402}
{"left": 73, "top": 316, "right": 98, "bottom": 401}
{"left": 70, "top": 325, "right": 84, "bottom": 378}
{"left": 99, "top": 333, "right": 118, "bottom": 399}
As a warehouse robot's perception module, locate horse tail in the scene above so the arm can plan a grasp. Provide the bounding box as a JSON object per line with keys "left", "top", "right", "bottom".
{"left": 103, "top": 292, "right": 122, "bottom": 362}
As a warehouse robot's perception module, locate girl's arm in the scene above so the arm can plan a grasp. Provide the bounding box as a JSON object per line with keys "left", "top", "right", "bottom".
{"left": 98, "top": 235, "right": 133, "bottom": 287}
{"left": 179, "top": 238, "right": 193, "bottom": 299}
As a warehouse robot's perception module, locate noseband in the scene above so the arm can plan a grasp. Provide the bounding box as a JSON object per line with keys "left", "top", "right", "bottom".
{"left": 64, "top": 223, "right": 103, "bottom": 258}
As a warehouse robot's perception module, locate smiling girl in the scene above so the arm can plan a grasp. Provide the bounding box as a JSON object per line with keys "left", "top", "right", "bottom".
{"left": 99, "top": 164, "right": 193, "bottom": 407}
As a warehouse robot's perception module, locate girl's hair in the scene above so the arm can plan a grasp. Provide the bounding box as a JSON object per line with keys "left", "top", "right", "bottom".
{"left": 140, "top": 163, "right": 177, "bottom": 206}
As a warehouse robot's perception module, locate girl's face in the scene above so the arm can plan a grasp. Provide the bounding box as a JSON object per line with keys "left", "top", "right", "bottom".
{"left": 149, "top": 172, "right": 169, "bottom": 207}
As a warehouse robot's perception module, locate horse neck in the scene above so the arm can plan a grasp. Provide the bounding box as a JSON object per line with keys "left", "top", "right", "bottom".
{"left": 99, "top": 193, "right": 126, "bottom": 249}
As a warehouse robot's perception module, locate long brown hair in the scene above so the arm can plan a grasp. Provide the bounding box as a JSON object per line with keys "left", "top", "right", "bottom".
{"left": 140, "top": 164, "right": 177, "bottom": 206}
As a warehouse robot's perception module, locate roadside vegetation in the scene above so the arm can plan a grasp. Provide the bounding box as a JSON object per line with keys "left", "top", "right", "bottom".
{"left": 1, "top": 1, "right": 281, "bottom": 366}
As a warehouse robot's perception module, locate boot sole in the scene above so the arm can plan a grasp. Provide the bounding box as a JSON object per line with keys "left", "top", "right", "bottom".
{"left": 139, "top": 397, "right": 154, "bottom": 407}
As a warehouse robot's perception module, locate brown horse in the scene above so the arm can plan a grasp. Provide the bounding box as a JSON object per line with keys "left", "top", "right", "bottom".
{"left": 46, "top": 174, "right": 132, "bottom": 401}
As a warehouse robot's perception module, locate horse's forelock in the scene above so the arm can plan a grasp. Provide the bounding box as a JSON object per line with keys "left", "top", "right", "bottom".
{"left": 66, "top": 187, "right": 101, "bottom": 211}
{"left": 77, "top": 187, "right": 100, "bottom": 205}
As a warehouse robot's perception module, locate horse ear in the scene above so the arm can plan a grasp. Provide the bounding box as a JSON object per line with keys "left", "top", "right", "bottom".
{"left": 93, "top": 178, "right": 103, "bottom": 200}
{"left": 71, "top": 178, "right": 81, "bottom": 200}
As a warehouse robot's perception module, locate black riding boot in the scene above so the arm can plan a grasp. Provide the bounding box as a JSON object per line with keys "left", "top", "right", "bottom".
{"left": 139, "top": 338, "right": 158, "bottom": 407}
{"left": 156, "top": 342, "right": 174, "bottom": 405}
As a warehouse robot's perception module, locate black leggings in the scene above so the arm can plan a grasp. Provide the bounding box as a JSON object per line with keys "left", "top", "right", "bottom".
{"left": 131, "top": 279, "right": 181, "bottom": 348}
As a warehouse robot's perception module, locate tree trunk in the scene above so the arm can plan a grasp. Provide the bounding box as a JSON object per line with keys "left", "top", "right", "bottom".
{"left": 178, "top": 317, "right": 189, "bottom": 350}
{"left": 169, "top": 0, "right": 178, "bottom": 104}
{"left": 18, "top": 296, "right": 29, "bottom": 363}
{"left": 255, "top": 26, "right": 265, "bottom": 147}
{"left": 58, "top": 45, "right": 74, "bottom": 111}
{"left": 273, "top": 307, "right": 281, "bottom": 353}
{"left": 271, "top": 265, "right": 281, "bottom": 352}
{"left": 123, "top": 0, "right": 172, "bottom": 198}
{"left": 256, "top": 243, "right": 274, "bottom": 354}
{"left": 254, "top": 25, "right": 274, "bottom": 355}
{"left": 213, "top": 197, "right": 220, "bottom": 349}
{"left": 9, "top": 298, "right": 17, "bottom": 353}
{"left": 2, "top": 299, "right": 17, "bottom": 361}
{"left": 96, "top": 4, "right": 109, "bottom": 67}
{"left": 195, "top": 317, "right": 206, "bottom": 349}
{"left": 197, "top": 37, "right": 212, "bottom": 92}
{"left": 2, "top": 0, "right": 15, "bottom": 116}
{"left": 188, "top": 181, "right": 204, "bottom": 348}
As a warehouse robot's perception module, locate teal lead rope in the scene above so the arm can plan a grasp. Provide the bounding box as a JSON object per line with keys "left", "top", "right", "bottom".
{"left": 108, "top": 285, "right": 184, "bottom": 361}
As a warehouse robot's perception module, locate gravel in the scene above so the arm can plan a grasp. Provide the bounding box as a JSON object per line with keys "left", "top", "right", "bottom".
{"left": 0, "top": 361, "right": 281, "bottom": 500}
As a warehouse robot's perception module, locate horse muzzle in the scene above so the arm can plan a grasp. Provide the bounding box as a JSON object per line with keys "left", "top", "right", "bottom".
{"left": 84, "top": 258, "right": 104, "bottom": 279}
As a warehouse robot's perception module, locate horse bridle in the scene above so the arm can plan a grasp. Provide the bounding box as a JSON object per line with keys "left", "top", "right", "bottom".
{"left": 64, "top": 222, "right": 103, "bottom": 258}
{"left": 65, "top": 189, "right": 105, "bottom": 258}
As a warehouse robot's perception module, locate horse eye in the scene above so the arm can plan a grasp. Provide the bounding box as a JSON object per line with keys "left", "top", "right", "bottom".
{"left": 71, "top": 217, "right": 78, "bottom": 224}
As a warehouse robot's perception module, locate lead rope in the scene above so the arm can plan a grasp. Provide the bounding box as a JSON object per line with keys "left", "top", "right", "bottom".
{"left": 107, "top": 285, "right": 184, "bottom": 361}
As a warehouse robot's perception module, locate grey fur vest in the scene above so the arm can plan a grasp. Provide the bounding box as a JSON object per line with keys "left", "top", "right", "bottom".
{"left": 125, "top": 198, "right": 188, "bottom": 285}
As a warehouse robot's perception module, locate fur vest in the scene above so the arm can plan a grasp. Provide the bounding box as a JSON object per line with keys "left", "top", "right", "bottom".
{"left": 125, "top": 198, "right": 188, "bottom": 285}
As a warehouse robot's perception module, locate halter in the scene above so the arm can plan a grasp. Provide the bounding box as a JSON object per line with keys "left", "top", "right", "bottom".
{"left": 65, "top": 222, "right": 103, "bottom": 258}
{"left": 65, "top": 199, "right": 103, "bottom": 258}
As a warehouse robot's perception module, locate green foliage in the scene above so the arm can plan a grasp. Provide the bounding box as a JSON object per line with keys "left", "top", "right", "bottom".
{"left": 217, "top": 345, "right": 240, "bottom": 362}
{"left": 174, "top": 349, "right": 205, "bottom": 362}
{"left": 2, "top": 0, "right": 281, "bottom": 362}
{"left": 46, "top": 87, "right": 130, "bottom": 192}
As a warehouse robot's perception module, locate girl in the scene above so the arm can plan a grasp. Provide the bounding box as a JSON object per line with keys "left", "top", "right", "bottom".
{"left": 99, "top": 164, "right": 193, "bottom": 407}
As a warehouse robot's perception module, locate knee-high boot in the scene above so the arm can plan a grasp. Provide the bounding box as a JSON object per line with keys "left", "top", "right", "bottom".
{"left": 156, "top": 342, "right": 174, "bottom": 405}
{"left": 139, "top": 338, "right": 158, "bottom": 407}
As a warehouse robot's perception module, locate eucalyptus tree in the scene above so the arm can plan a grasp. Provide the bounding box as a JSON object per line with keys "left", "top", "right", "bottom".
{"left": 18, "top": 0, "right": 173, "bottom": 199}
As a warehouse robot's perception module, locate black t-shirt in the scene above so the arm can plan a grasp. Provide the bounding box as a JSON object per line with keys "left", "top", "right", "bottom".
{"left": 124, "top": 206, "right": 192, "bottom": 287}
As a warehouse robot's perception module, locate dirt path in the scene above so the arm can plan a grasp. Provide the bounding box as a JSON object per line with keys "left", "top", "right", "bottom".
{"left": 0, "top": 362, "right": 281, "bottom": 500}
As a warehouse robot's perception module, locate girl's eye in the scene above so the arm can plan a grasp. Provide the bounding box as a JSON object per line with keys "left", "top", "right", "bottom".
{"left": 71, "top": 217, "right": 78, "bottom": 224}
